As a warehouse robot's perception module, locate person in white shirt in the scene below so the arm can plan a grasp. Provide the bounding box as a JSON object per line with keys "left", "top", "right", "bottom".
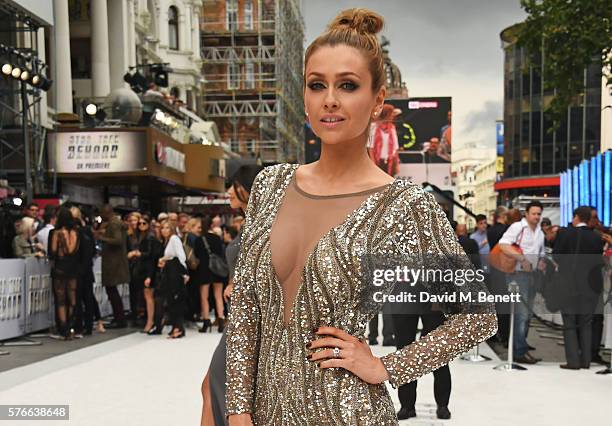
{"left": 498, "top": 201, "right": 546, "bottom": 365}
{"left": 35, "top": 207, "right": 57, "bottom": 255}
{"left": 157, "top": 221, "right": 188, "bottom": 338}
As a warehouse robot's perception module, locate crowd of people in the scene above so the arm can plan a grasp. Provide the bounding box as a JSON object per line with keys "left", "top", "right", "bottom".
{"left": 6, "top": 196, "right": 612, "bottom": 359}
{"left": 5, "top": 197, "right": 246, "bottom": 340}
{"left": 452, "top": 202, "right": 612, "bottom": 369}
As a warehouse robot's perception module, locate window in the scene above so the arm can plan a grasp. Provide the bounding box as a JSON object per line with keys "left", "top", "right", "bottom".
{"left": 70, "top": 38, "right": 91, "bottom": 78}
{"left": 168, "top": 6, "right": 179, "bottom": 50}
{"left": 244, "top": 0, "right": 253, "bottom": 30}
{"left": 226, "top": 0, "right": 238, "bottom": 31}
{"left": 228, "top": 63, "right": 240, "bottom": 89}
{"left": 245, "top": 61, "right": 255, "bottom": 89}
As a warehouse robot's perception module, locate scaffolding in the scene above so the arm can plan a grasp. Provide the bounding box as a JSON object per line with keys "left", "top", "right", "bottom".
{"left": 200, "top": 0, "right": 304, "bottom": 164}
{"left": 0, "top": 4, "right": 48, "bottom": 199}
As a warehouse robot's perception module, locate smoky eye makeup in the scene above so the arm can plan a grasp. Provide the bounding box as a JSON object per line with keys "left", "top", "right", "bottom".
{"left": 307, "top": 80, "right": 360, "bottom": 91}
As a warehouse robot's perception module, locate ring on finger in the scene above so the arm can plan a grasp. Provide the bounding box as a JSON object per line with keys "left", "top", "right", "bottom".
{"left": 333, "top": 347, "right": 341, "bottom": 359}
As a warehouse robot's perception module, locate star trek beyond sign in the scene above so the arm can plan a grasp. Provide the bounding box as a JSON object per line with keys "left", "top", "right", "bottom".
{"left": 48, "top": 131, "right": 146, "bottom": 173}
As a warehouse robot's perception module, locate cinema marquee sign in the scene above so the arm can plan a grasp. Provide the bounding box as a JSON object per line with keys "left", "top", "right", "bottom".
{"left": 48, "top": 131, "right": 147, "bottom": 173}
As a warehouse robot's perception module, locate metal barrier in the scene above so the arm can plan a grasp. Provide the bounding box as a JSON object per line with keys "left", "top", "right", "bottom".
{"left": 24, "top": 258, "right": 53, "bottom": 334}
{"left": 0, "top": 258, "right": 130, "bottom": 341}
{"left": 0, "top": 260, "right": 26, "bottom": 341}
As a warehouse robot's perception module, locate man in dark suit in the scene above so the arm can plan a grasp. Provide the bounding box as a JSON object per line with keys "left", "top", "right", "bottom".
{"left": 553, "top": 206, "right": 605, "bottom": 369}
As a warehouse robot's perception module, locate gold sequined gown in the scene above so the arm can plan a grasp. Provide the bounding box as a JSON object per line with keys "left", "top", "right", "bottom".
{"left": 226, "top": 163, "right": 497, "bottom": 425}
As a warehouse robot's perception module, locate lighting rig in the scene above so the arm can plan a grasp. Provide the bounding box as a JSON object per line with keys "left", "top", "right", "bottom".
{"left": 0, "top": 43, "right": 53, "bottom": 202}
{"left": 123, "top": 62, "right": 171, "bottom": 93}
{"left": 0, "top": 43, "right": 52, "bottom": 91}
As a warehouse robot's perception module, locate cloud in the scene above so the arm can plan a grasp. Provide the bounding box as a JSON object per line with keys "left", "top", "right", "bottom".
{"left": 462, "top": 100, "right": 502, "bottom": 140}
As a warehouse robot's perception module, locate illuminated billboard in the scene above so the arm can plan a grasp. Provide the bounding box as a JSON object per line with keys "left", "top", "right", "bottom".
{"left": 560, "top": 151, "right": 612, "bottom": 227}
{"left": 367, "top": 97, "right": 452, "bottom": 188}
{"left": 48, "top": 131, "right": 147, "bottom": 173}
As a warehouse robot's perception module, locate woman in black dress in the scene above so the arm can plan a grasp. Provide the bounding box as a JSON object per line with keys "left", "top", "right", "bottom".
{"left": 132, "top": 215, "right": 163, "bottom": 333}
{"left": 183, "top": 218, "right": 210, "bottom": 332}
{"left": 201, "top": 215, "right": 227, "bottom": 333}
{"left": 70, "top": 206, "right": 98, "bottom": 335}
{"left": 48, "top": 206, "right": 80, "bottom": 339}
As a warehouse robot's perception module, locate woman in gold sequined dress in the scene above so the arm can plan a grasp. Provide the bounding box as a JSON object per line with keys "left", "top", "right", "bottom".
{"left": 226, "top": 8, "right": 497, "bottom": 426}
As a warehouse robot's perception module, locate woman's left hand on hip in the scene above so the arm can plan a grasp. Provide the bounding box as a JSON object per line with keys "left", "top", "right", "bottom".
{"left": 307, "top": 326, "right": 390, "bottom": 384}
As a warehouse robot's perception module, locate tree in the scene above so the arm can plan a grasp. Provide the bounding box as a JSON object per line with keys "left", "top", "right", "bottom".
{"left": 517, "top": 0, "right": 612, "bottom": 123}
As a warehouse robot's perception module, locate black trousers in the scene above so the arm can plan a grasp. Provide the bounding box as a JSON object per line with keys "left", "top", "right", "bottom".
{"left": 561, "top": 312, "right": 593, "bottom": 367}
{"left": 167, "top": 292, "right": 186, "bottom": 332}
{"left": 128, "top": 276, "right": 143, "bottom": 319}
{"left": 392, "top": 310, "right": 451, "bottom": 410}
{"left": 368, "top": 312, "right": 394, "bottom": 340}
{"left": 74, "top": 276, "right": 96, "bottom": 332}
{"left": 591, "top": 313, "right": 604, "bottom": 360}
{"left": 105, "top": 285, "right": 125, "bottom": 323}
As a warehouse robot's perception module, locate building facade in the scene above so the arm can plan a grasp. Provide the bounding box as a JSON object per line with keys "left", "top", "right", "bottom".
{"left": 49, "top": 0, "right": 202, "bottom": 115}
{"left": 497, "top": 23, "right": 603, "bottom": 199}
{"left": 473, "top": 158, "right": 498, "bottom": 222}
{"left": 451, "top": 142, "right": 496, "bottom": 228}
{"left": 200, "top": 0, "right": 304, "bottom": 164}
{"left": 381, "top": 36, "right": 408, "bottom": 99}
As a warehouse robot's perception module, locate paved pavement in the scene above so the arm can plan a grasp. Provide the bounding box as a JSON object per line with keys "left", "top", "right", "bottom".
{"left": 0, "top": 320, "right": 609, "bottom": 426}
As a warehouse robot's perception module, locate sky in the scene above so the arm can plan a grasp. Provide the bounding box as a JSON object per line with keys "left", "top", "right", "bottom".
{"left": 302, "top": 0, "right": 526, "bottom": 151}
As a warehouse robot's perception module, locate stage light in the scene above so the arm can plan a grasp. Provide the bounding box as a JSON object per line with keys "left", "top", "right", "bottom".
{"left": 32, "top": 74, "right": 52, "bottom": 91}
{"left": 124, "top": 69, "right": 148, "bottom": 93}
{"left": 154, "top": 109, "right": 165, "bottom": 122}
{"left": 85, "top": 103, "right": 98, "bottom": 116}
{"left": 20, "top": 69, "right": 29, "bottom": 81}
{"left": 1, "top": 63, "right": 11, "bottom": 75}
{"left": 151, "top": 63, "right": 171, "bottom": 87}
{"left": 11, "top": 66, "right": 21, "bottom": 78}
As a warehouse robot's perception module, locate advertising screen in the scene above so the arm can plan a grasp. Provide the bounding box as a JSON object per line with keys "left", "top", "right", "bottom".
{"left": 496, "top": 121, "right": 504, "bottom": 156}
{"left": 560, "top": 152, "right": 612, "bottom": 227}
{"left": 367, "top": 97, "right": 452, "bottom": 188}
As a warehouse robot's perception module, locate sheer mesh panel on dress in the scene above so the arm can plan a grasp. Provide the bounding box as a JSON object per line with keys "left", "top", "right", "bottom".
{"left": 269, "top": 171, "right": 389, "bottom": 325}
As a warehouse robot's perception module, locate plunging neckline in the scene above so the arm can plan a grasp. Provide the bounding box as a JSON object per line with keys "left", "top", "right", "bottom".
{"left": 268, "top": 164, "right": 398, "bottom": 328}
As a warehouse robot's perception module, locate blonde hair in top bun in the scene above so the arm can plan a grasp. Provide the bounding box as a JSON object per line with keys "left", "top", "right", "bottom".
{"left": 304, "top": 8, "right": 385, "bottom": 91}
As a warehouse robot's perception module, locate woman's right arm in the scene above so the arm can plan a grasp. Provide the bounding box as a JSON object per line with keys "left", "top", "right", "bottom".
{"left": 226, "top": 168, "right": 268, "bottom": 424}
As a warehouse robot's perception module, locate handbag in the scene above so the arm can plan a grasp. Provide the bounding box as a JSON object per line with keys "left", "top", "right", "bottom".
{"left": 182, "top": 236, "right": 200, "bottom": 271}
{"left": 489, "top": 227, "right": 525, "bottom": 274}
{"left": 202, "top": 234, "right": 229, "bottom": 278}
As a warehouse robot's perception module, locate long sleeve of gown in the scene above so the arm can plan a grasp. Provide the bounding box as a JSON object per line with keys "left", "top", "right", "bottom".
{"left": 225, "top": 169, "right": 266, "bottom": 416}
{"left": 377, "top": 190, "right": 498, "bottom": 389}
